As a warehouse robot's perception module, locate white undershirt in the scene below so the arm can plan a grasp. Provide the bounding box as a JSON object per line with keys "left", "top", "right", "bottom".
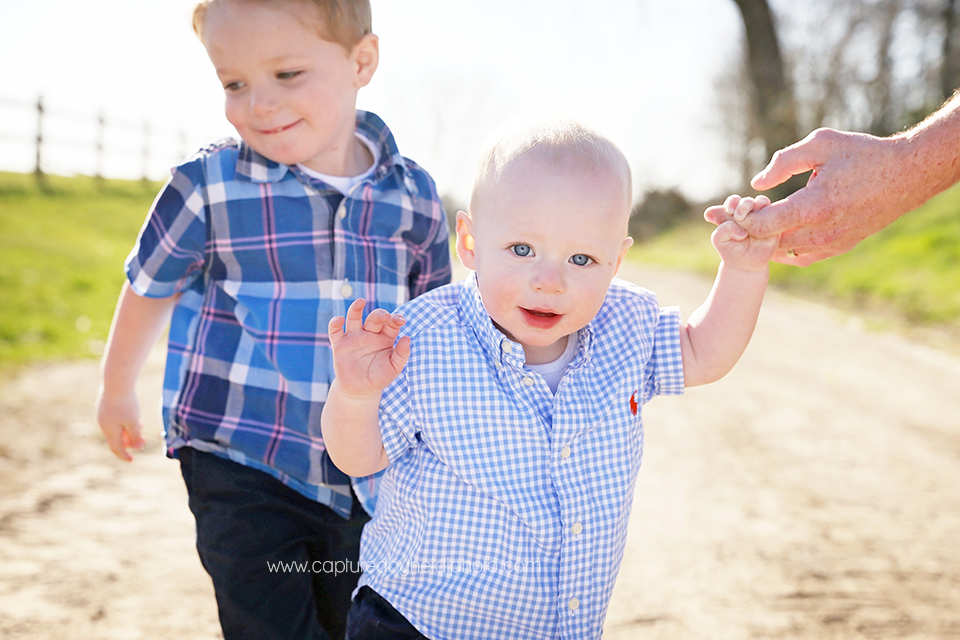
{"left": 296, "top": 134, "right": 379, "bottom": 195}
{"left": 526, "top": 334, "right": 579, "bottom": 394}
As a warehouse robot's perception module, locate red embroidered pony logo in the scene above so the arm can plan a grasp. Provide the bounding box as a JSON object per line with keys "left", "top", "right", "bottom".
{"left": 629, "top": 390, "right": 639, "bottom": 416}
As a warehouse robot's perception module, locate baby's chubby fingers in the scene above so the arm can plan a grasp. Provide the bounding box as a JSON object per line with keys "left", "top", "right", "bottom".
{"left": 711, "top": 219, "right": 749, "bottom": 245}
{"left": 732, "top": 195, "right": 772, "bottom": 221}
{"left": 343, "top": 298, "right": 368, "bottom": 334}
{"left": 362, "top": 307, "right": 406, "bottom": 336}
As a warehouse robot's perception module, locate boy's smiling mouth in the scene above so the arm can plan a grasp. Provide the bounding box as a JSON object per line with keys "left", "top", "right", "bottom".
{"left": 259, "top": 120, "right": 301, "bottom": 135}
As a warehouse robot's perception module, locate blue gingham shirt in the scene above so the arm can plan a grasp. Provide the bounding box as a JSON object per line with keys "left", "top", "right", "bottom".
{"left": 126, "top": 111, "right": 451, "bottom": 517}
{"left": 359, "top": 273, "right": 684, "bottom": 639}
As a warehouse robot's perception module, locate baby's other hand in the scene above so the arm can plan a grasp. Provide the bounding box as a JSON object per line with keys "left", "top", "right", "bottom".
{"left": 711, "top": 195, "right": 779, "bottom": 271}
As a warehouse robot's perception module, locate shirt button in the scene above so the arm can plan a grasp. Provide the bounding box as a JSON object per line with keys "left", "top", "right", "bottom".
{"left": 338, "top": 205, "right": 347, "bottom": 219}
{"left": 502, "top": 342, "right": 512, "bottom": 354}
{"left": 340, "top": 283, "right": 353, "bottom": 298}
{"left": 560, "top": 446, "right": 571, "bottom": 460}
{"left": 568, "top": 597, "right": 580, "bottom": 611}
{"left": 571, "top": 522, "right": 583, "bottom": 535}
{"left": 521, "top": 376, "right": 534, "bottom": 387}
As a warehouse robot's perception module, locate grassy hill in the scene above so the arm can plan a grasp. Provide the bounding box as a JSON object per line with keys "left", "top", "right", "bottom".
{"left": 632, "top": 183, "right": 960, "bottom": 342}
{"left": 0, "top": 172, "right": 162, "bottom": 373}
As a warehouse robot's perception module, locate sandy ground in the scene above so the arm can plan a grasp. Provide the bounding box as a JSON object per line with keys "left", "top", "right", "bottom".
{"left": 2, "top": 263, "right": 960, "bottom": 639}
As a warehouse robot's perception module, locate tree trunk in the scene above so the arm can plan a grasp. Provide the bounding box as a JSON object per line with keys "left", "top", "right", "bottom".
{"left": 943, "top": 0, "right": 960, "bottom": 100}
{"left": 731, "top": 0, "right": 804, "bottom": 198}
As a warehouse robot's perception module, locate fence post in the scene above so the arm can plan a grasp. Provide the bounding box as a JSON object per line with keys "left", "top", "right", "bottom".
{"left": 95, "top": 110, "right": 106, "bottom": 189}
{"left": 35, "top": 95, "right": 46, "bottom": 189}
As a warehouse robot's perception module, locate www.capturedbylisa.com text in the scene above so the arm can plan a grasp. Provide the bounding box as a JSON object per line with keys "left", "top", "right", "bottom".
{"left": 268, "top": 559, "right": 543, "bottom": 577}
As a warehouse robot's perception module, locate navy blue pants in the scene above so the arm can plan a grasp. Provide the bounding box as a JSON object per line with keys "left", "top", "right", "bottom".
{"left": 179, "top": 448, "right": 369, "bottom": 640}
{"left": 346, "top": 586, "right": 429, "bottom": 639}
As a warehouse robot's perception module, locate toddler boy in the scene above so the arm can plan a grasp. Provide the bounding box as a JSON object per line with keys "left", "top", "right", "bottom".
{"left": 96, "top": 1, "right": 450, "bottom": 638}
{"left": 321, "top": 117, "right": 777, "bottom": 639}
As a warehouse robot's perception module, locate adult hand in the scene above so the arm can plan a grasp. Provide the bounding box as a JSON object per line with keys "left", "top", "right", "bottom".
{"left": 705, "top": 128, "right": 911, "bottom": 266}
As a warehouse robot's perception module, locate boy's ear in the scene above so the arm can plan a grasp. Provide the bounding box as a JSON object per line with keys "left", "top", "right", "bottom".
{"left": 455, "top": 211, "right": 476, "bottom": 271}
{"left": 352, "top": 33, "right": 379, "bottom": 88}
{"left": 614, "top": 236, "right": 634, "bottom": 276}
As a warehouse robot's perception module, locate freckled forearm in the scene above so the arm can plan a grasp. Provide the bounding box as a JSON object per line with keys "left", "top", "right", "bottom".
{"left": 894, "top": 93, "right": 960, "bottom": 207}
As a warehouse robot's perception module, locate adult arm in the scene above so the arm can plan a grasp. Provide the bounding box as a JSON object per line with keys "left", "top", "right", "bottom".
{"left": 96, "top": 282, "right": 178, "bottom": 461}
{"left": 704, "top": 93, "right": 960, "bottom": 265}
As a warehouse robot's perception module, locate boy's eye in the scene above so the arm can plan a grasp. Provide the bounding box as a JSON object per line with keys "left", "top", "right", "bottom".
{"left": 510, "top": 244, "right": 533, "bottom": 257}
{"left": 570, "top": 254, "right": 593, "bottom": 266}
{"left": 224, "top": 81, "right": 245, "bottom": 92}
{"left": 277, "top": 70, "right": 302, "bottom": 80}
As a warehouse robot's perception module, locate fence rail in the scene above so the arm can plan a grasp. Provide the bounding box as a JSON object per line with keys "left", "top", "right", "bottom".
{"left": 0, "top": 93, "right": 220, "bottom": 186}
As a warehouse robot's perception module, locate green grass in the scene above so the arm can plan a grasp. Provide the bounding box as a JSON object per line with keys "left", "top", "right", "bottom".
{"left": 3, "top": 170, "right": 959, "bottom": 373}
{"left": 630, "top": 182, "right": 960, "bottom": 333}
{"left": 0, "top": 172, "right": 162, "bottom": 373}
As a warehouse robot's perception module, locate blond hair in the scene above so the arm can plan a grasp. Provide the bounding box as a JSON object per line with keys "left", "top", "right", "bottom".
{"left": 192, "top": 0, "right": 372, "bottom": 51}
{"left": 470, "top": 116, "right": 632, "bottom": 216}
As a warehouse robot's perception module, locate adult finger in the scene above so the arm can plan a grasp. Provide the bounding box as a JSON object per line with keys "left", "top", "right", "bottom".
{"left": 734, "top": 194, "right": 808, "bottom": 239}
{"left": 750, "top": 134, "right": 823, "bottom": 191}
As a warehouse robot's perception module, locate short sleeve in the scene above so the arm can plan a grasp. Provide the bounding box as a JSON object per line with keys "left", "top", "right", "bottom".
{"left": 125, "top": 164, "right": 207, "bottom": 299}
{"left": 378, "top": 368, "right": 419, "bottom": 463}
{"left": 641, "top": 305, "right": 684, "bottom": 404}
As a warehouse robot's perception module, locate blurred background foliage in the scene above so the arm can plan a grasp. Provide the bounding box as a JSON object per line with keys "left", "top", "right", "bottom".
{"left": 3, "top": 0, "right": 960, "bottom": 372}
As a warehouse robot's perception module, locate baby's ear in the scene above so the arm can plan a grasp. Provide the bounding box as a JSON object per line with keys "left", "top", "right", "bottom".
{"left": 455, "top": 211, "right": 476, "bottom": 270}
{"left": 614, "top": 236, "right": 633, "bottom": 275}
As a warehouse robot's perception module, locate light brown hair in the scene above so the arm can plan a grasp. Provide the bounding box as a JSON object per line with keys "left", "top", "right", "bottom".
{"left": 192, "top": 0, "right": 372, "bottom": 51}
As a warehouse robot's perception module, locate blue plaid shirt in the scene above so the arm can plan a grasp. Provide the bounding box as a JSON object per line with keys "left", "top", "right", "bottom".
{"left": 126, "top": 111, "right": 451, "bottom": 518}
{"left": 359, "top": 273, "right": 684, "bottom": 639}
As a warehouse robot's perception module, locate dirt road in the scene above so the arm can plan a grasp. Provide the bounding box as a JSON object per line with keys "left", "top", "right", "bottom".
{"left": 2, "top": 263, "right": 959, "bottom": 639}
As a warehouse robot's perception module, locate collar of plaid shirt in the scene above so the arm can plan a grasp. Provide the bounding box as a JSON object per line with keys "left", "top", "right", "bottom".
{"left": 234, "top": 111, "right": 417, "bottom": 191}
{"left": 358, "top": 273, "right": 684, "bottom": 639}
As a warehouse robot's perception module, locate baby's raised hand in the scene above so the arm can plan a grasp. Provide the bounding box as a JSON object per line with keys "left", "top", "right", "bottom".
{"left": 711, "top": 195, "right": 780, "bottom": 271}
{"left": 328, "top": 298, "right": 410, "bottom": 399}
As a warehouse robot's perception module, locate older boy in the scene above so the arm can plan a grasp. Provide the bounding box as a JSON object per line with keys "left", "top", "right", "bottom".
{"left": 96, "top": 1, "right": 450, "bottom": 638}
{"left": 321, "top": 117, "right": 777, "bottom": 639}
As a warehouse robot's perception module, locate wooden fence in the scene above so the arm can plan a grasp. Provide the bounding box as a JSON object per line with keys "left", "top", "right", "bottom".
{"left": 0, "top": 94, "right": 209, "bottom": 186}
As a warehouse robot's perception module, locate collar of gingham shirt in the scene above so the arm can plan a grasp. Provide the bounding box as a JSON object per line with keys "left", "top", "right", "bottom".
{"left": 359, "top": 273, "right": 684, "bottom": 640}
{"left": 126, "top": 111, "right": 451, "bottom": 517}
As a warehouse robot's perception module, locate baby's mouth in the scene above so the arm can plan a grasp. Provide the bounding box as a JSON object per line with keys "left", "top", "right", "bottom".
{"left": 521, "top": 308, "right": 562, "bottom": 328}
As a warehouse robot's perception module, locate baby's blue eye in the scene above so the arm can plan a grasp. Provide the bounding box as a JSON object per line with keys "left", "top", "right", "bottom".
{"left": 277, "top": 70, "right": 302, "bottom": 80}
{"left": 511, "top": 244, "right": 532, "bottom": 257}
{"left": 570, "top": 254, "right": 592, "bottom": 266}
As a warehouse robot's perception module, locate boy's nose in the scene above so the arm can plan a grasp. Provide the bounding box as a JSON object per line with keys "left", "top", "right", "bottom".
{"left": 249, "top": 87, "right": 279, "bottom": 116}
{"left": 532, "top": 264, "right": 565, "bottom": 294}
